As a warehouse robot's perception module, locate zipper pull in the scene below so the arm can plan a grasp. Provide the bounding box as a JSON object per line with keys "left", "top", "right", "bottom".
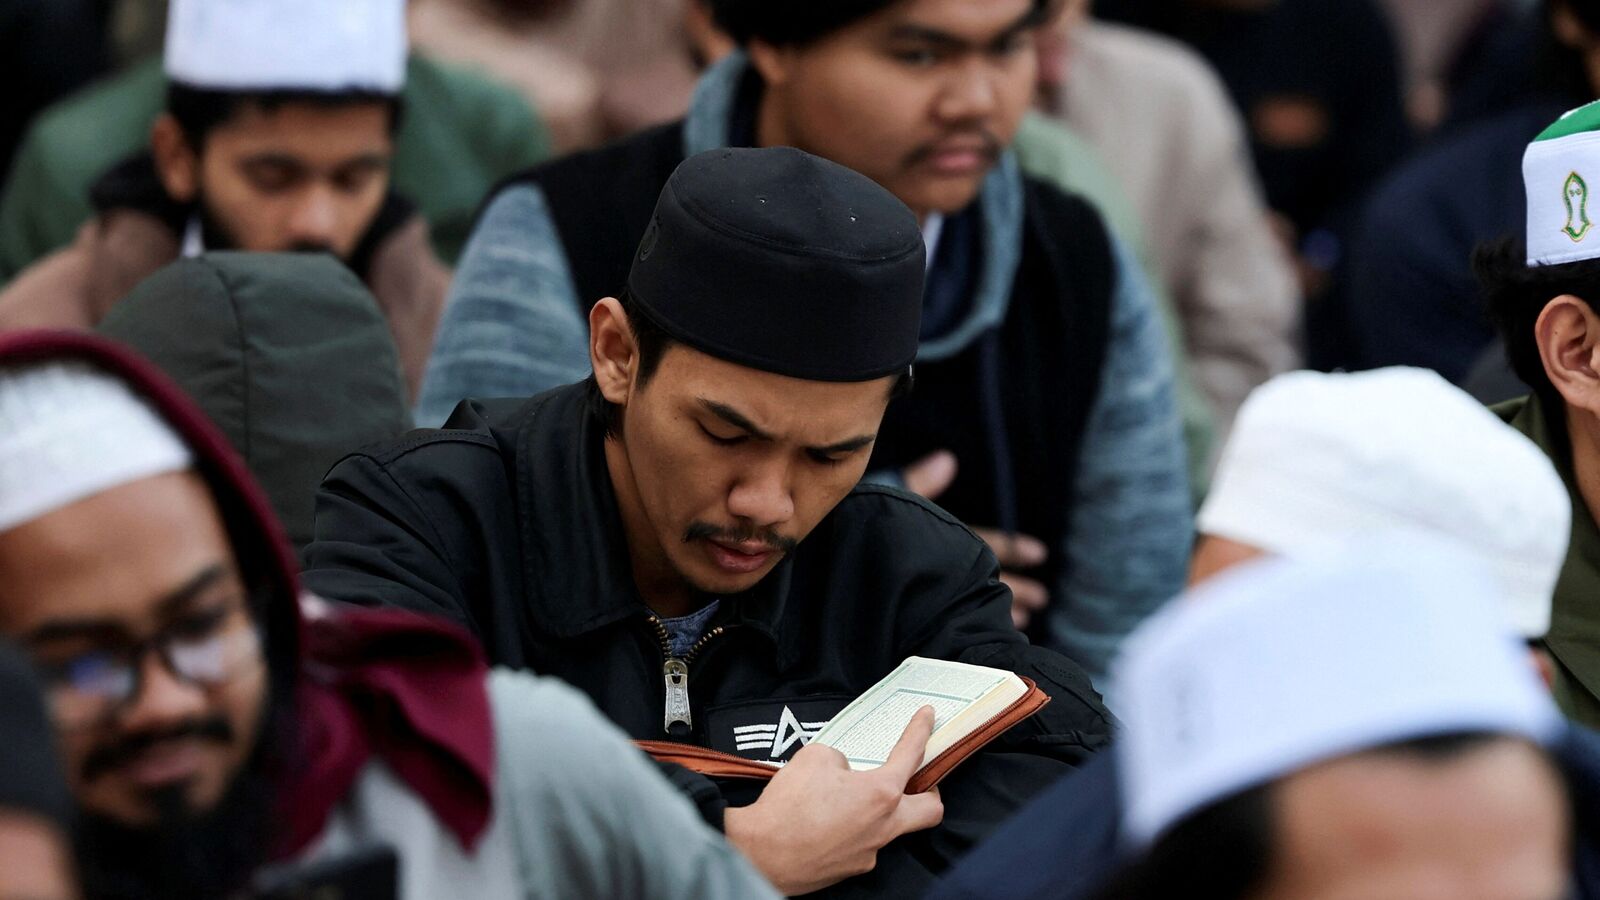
{"left": 663, "top": 658, "right": 693, "bottom": 736}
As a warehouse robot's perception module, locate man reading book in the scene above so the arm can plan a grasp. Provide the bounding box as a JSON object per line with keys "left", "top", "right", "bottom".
{"left": 302, "top": 146, "right": 1114, "bottom": 897}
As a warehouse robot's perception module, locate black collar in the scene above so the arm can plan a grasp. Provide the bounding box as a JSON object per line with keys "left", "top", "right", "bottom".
{"left": 509, "top": 384, "right": 792, "bottom": 660}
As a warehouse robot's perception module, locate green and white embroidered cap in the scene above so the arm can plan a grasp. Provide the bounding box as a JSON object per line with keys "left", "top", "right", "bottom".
{"left": 1526, "top": 100, "right": 1600, "bottom": 265}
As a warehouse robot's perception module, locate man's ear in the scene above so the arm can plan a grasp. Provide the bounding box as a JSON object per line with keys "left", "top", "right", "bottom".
{"left": 745, "top": 38, "right": 793, "bottom": 88}
{"left": 1536, "top": 294, "right": 1600, "bottom": 414}
{"left": 590, "top": 297, "right": 639, "bottom": 407}
{"left": 149, "top": 114, "right": 199, "bottom": 204}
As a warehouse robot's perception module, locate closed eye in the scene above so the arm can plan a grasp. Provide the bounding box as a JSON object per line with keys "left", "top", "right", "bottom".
{"left": 167, "top": 605, "right": 232, "bottom": 641}
{"left": 699, "top": 423, "right": 747, "bottom": 447}
{"left": 806, "top": 449, "right": 849, "bottom": 467}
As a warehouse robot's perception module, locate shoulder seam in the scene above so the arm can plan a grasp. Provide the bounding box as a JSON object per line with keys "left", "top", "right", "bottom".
{"left": 351, "top": 428, "right": 502, "bottom": 467}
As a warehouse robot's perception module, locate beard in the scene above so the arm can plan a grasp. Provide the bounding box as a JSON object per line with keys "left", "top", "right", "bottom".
{"left": 73, "top": 684, "right": 292, "bottom": 900}
{"left": 194, "top": 193, "right": 341, "bottom": 259}
{"left": 75, "top": 760, "right": 275, "bottom": 900}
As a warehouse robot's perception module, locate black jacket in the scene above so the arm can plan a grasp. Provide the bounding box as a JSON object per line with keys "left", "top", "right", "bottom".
{"left": 519, "top": 123, "right": 1116, "bottom": 621}
{"left": 303, "top": 382, "right": 1113, "bottom": 898}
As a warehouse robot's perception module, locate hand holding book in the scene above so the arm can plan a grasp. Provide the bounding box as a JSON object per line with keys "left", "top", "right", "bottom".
{"left": 639, "top": 657, "right": 1051, "bottom": 792}
{"left": 722, "top": 706, "right": 946, "bottom": 896}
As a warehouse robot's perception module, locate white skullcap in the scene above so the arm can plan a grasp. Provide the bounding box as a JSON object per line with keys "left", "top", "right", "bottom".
{"left": 1112, "top": 540, "right": 1562, "bottom": 850}
{"left": 1525, "top": 100, "right": 1600, "bottom": 266}
{"left": 1197, "top": 367, "right": 1570, "bottom": 638}
{"left": 165, "top": 0, "right": 407, "bottom": 94}
{"left": 0, "top": 362, "right": 193, "bottom": 533}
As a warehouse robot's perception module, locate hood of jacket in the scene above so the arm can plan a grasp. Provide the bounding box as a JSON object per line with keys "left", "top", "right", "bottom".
{"left": 684, "top": 52, "right": 1024, "bottom": 363}
{"left": 0, "top": 330, "right": 493, "bottom": 858}
{"left": 95, "top": 252, "right": 413, "bottom": 551}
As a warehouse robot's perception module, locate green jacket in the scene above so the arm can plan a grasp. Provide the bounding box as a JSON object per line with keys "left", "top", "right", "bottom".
{"left": 97, "top": 252, "right": 413, "bottom": 552}
{"left": 1499, "top": 393, "right": 1600, "bottom": 726}
{"left": 0, "top": 56, "right": 549, "bottom": 275}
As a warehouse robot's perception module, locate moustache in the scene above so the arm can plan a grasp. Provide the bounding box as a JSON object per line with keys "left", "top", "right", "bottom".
{"left": 683, "top": 521, "right": 799, "bottom": 554}
{"left": 288, "top": 241, "right": 339, "bottom": 256}
{"left": 904, "top": 129, "right": 1003, "bottom": 169}
{"left": 81, "top": 716, "right": 235, "bottom": 783}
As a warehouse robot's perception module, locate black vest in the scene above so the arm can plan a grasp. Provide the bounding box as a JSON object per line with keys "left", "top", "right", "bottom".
{"left": 509, "top": 123, "right": 1115, "bottom": 596}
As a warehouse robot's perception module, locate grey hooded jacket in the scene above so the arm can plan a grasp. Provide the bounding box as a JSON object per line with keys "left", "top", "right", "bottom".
{"left": 97, "top": 252, "right": 414, "bottom": 551}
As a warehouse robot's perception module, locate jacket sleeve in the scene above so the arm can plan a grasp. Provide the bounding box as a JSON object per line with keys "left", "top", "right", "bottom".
{"left": 831, "top": 525, "right": 1115, "bottom": 899}
{"left": 1046, "top": 235, "right": 1192, "bottom": 683}
{"left": 414, "top": 183, "right": 594, "bottom": 427}
{"left": 301, "top": 449, "right": 484, "bottom": 635}
{"left": 489, "top": 670, "right": 779, "bottom": 900}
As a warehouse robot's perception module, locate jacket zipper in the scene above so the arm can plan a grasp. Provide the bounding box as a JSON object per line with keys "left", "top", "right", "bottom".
{"left": 648, "top": 615, "right": 728, "bottom": 737}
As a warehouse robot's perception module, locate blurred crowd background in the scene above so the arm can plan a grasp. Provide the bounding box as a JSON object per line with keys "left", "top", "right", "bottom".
{"left": 7, "top": 0, "right": 1597, "bottom": 437}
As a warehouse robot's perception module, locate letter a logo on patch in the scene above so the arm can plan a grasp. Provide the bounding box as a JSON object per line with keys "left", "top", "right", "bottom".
{"left": 1565, "top": 172, "right": 1594, "bottom": 243}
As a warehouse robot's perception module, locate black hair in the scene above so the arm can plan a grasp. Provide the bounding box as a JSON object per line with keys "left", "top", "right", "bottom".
{"left": 709, "top": 0, "right": 1061, "bottom": 47}
{"left": 585, "top": 288, "right": 678, "bottom": 439}
{"left": 584, "top": 288, "right": 914, "bottom": 438}
{"left": 1476, "top": 234, "right": 1600, "bottom": 407}
{"left": 1091, "top": 732, "right": 1512, "bottom": 900}
{"left": 166, "top": 83, "right": 404, "bottom": 150}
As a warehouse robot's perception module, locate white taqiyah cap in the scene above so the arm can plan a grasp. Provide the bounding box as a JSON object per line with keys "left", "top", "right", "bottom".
{"left": 1197, "top": 367, "right": 1570, "bottom": 638}
{"left": 164, "top": 0, "right": 407, "bottom": 94}
{"left": 0, "top": 362, "right": 192, "bottom": 533}
{"left": 1526, "top": 100, "right": 1600, "bottom": 266}
{"left": 1111, "top": 540, "right": 1562, "bottom": 851}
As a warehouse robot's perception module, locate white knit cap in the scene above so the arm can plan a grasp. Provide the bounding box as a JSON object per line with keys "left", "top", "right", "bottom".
{"left": 1525, "top": 100, "right": 1600, "bottom": 266}
{"left": 0, "top": 362, "right": 192, "bottom": 533}
{"left": 164, "top": 0, "right": 407, "bottom": 94}
{"left": 1197, "top": 367, "right": 1570, "bottom": 638}
{"left": 1113, "top": 541, "right": 1562, "bottom": 850}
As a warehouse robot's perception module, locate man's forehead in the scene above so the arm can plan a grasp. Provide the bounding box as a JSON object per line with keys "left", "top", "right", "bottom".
{"left": 656, "top": 349, "right": 890, "bottom": 437}
{"left": 872, "top": 0, "right": 1039, "bottom": 38}
{"left": 14, "top": 564, "right": 240, "bottom": 648}
{"left": 207, "top": 100, "right": 393, "bottom": 155}
{"left": 0, "top": 472, "right": 241, "bottom": 632}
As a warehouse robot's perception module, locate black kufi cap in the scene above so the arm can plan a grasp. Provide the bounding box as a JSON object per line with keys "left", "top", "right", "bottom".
{"left": 628, "top": 147, "right": 925, "bottom": 382}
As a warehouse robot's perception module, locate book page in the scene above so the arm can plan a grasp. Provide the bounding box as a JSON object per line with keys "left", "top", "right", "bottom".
{"left": 813, "top": 657, "right": 1015, "bottom": 770}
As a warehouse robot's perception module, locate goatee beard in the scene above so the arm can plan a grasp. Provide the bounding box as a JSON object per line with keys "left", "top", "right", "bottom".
{"left": 75, "top": 759, "right": 274, "bottom": 900}
{"left": 76, "top": 761, "right": 275, "bottom": 900}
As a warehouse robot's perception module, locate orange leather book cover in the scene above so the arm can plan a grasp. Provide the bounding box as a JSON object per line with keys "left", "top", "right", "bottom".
{"left": 636, "top": 677, "right": 1050, "bottom": 794}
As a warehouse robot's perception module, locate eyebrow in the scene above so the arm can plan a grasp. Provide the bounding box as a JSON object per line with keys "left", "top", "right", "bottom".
{"left": 331, "top": 154, "right": 391, "bottom": 173}
{"left": 698, "top": 398, "right": 877, "bottom": 455}
{"left": 885, "top": 7, "right": 1041, "bottom": 52}
{"left": 240, "top": 153, "right": 305, "bottom": 168}
{"left": 21, "top": 564, "right": 233, "bottom": 648}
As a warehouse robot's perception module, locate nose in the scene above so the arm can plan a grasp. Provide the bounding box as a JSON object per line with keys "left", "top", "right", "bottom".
{"left": 118, "top": 651, "right": 208, "bottom": 733}
{"left": 286, "top": 185, "right": 340, "bottom": 249}
{"left": 934, "top": 59, "right": 999, "bottom": 124}
{"left": 726, "top": 459, "right": 795, "bottom": 529}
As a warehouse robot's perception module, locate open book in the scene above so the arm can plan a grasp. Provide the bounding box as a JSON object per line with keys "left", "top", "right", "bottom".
{"left": 637, "top": 657, "right": 1050, "bottom": 794}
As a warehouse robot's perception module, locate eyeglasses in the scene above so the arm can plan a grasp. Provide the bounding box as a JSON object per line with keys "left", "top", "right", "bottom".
{"left": 34, "top": 606, "right": 263, "bottom": 729}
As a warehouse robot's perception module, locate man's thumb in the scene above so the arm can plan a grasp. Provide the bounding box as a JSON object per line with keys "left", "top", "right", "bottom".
{"left": 903, "top": 451, "right": 958, "bottom": 500}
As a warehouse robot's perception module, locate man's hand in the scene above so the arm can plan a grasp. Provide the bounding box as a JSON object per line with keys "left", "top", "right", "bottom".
{"left": 724, "top": 707, "right": 945, "bottom": 895}
{"left": 970, "top": 529, "right": 1050, "bottom": 629}
{"left": 902, "top": 451, "right": 1052, "bottom": 629}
